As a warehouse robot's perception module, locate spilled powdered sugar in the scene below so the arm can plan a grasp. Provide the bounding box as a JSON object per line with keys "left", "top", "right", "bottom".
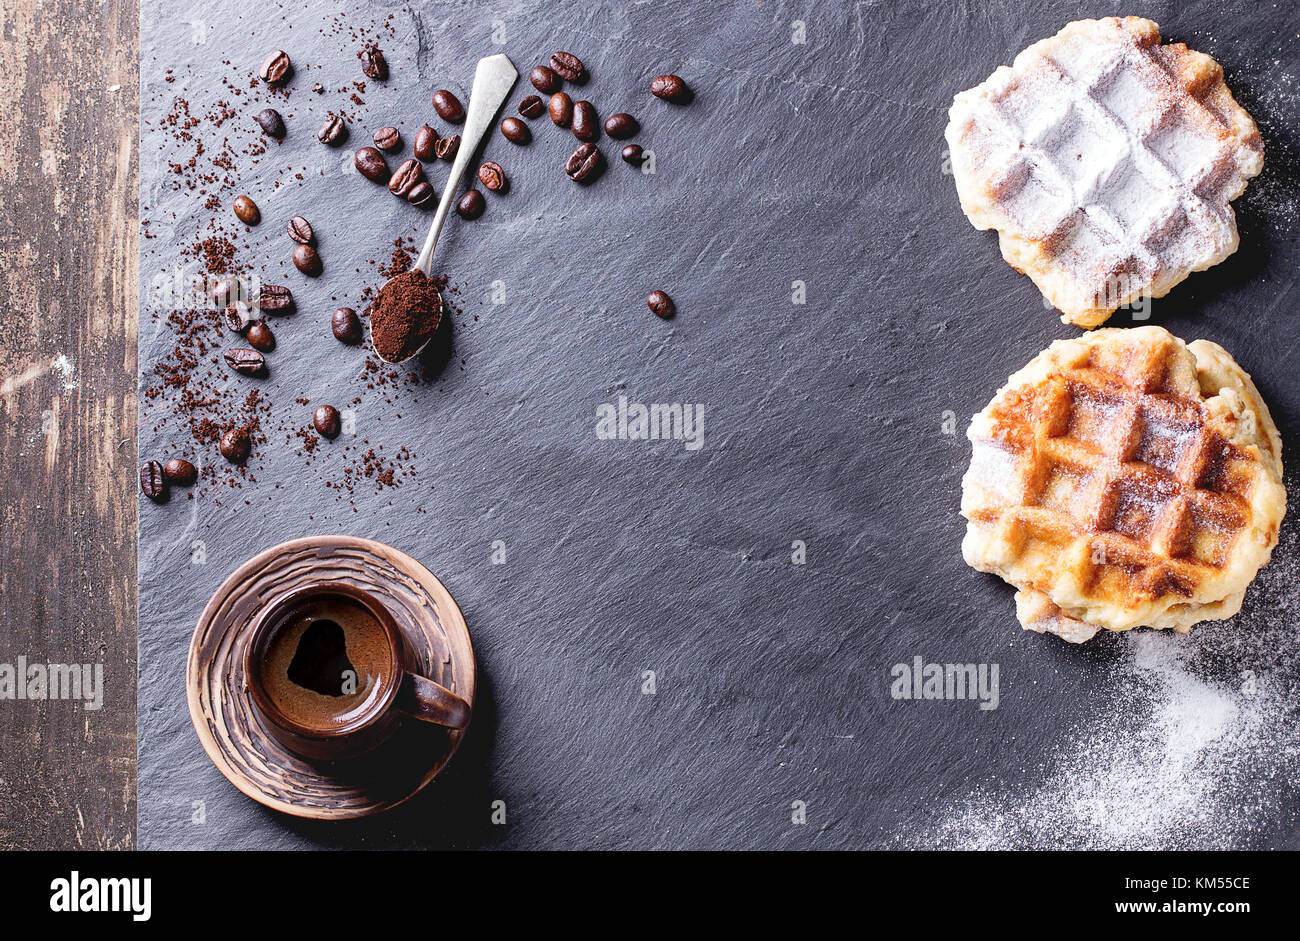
{"left": 903, "top": 473, "right": 1300, "bottom": 849}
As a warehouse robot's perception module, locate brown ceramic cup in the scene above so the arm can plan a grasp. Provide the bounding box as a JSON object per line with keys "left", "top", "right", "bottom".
{"left": 243, "top": 581, "right": 471, "bottom": 761}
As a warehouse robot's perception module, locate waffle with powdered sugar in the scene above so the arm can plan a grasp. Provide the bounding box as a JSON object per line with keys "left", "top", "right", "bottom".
{"left": 946, "top": 17, "right": 1263, "bottom": 327}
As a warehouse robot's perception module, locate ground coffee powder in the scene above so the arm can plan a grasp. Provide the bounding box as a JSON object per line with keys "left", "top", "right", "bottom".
{"left": 368, "top": 269, "right": 443, "bottom": 362}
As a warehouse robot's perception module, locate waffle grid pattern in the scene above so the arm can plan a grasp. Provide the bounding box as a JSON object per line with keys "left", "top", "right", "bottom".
{"left": 970, "top": 339, "right": 1257, "bottom": 613}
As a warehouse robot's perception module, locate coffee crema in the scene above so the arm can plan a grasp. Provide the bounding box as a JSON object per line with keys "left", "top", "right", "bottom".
{"left": 255, "top": 594, "right": 392, "bottom": 732}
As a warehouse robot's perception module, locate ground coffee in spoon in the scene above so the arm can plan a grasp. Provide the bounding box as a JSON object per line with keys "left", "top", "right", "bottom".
{"left": 368, "top": 268, "right": 444, "bottom": 362}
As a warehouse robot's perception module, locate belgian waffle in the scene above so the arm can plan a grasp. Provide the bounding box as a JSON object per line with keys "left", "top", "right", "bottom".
{"left": 946, "top": 17, "right": 1263, "bottom": 327}
{"left": 961, "top": 327, "right": 1284, "bottom": 641}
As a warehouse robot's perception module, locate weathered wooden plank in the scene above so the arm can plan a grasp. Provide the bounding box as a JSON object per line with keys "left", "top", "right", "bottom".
{"left": 0, "top": 0, "right": 137, "bottom": 850}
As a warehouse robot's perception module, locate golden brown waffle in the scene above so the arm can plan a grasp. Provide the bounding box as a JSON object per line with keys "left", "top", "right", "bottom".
{"left": 946, "top": 17, "right": 1263, "bottom": 327}
{"left": 962, "top": 327, "right": 1284, "bottom": 641}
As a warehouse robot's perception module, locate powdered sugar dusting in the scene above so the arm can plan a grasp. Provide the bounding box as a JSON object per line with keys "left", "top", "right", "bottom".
{"left": 906, "top": 471, "right": 1300, "bottom": 849}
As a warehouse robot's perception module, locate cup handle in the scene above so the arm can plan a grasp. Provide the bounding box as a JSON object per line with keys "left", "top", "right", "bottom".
{"left": 395, "top": 671, "right": 471, "bottom": 729}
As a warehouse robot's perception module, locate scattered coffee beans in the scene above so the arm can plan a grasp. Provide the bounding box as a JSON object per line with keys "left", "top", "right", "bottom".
{"left": 163, "top": 458, "right": 197, "bottom": 486}
{"left": 314, "top": 405, "right": 342, "bottom": 439}
{"left": 372, "top": 126, "right": 400, "bottom": 152}
{"left": 650, "top": 74, "right": 690, "bottom": 102}
{"left": 255, "top": 108, "right": 285, "bottom": 138}
{"left": 354, "top": 146, "right": 390, "bottom": 182}
{"left": 258, "top": 50, "right": 290, "bottom": 85}
{"left": 140, "top": 461, "right": 168, "bottom": 501}
{"left": 550, "top": 51, "right": 585, "bottom": 82}
{"left": 407, "top": 180, "right": 436, "bottom": 209}
{"left": 292, "top": 243, "right": 323, "bottom": 276}
{"left": 331, "top": 307, "right": 362, "bottom": 344}
{"left": 530, "top": 64, "right": 561, "bottom": 94}
{"left": 389, "top": 158, "right": 424, "bottom": 197}
{"left": 223, "top": 301, "right": 255, "bottom": 333}
{"left": 413, "top": 125, "right": 438, "bottom": 160}
{"left": 572, "top": 100, "right": 599, "bottom": 142}
{"left": 456, "top": 189, "right": 485, "bottom": 219}
{"left": 318, "top": 114, "right": 347, "bottom": 145}
{"left": 220, "top": 428, "right": 251, "bottom": 464}
{"left": 435, "top": 134, "right": 460, "bottom": 161}
{"left": 257, "top": 284, "right": 294, "bottom": 313}
{"left": 478, "top": 161, "right": 507, "bottom": 192}
{"left": 565, "top": 143, "right": 603, "bottom": 184}
{"left": 604, "top": 113, "right": 638, "bottom": 139}
{"left": 647, "top": 290, "right": 675, "bottom": 318}
{"left": 548, "top": 92, "right": 573, "bottom": 127}
{"left": 286, "top": 216, "right": 314, "bottom": 244}
{"left": 621, "top": 143, "right": 645, "bottom": 165}
{"left": 246, "top": 320, "right": 276, "bottom": 352}
{"left": 432, "top": 89, "right": 465, "bottom": 123}
{"left": 224, "top": 348, "right": 267, "bottom": 376}
{"left": 518, "top": 94, "right": 544, "bottom": 118}
{"left": 233, "top": 195, "right": 260, "bottom": 225}
{"left": 360, "top": 46, "right": 387, "bottom": 80}
{"left": 501, "top": 117, "right": 531, "bottom": 145}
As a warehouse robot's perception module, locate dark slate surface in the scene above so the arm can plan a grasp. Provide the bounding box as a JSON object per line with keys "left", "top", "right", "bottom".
{"left": 139, "top": 0, "right": 1300, "bottom": 849}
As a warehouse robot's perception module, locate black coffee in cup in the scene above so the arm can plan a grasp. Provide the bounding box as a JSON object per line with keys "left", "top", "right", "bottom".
{"left": 252, "top": 593, "right": 393, "bottom": 732}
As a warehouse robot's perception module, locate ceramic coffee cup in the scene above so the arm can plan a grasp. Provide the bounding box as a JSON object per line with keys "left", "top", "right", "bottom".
{"left": 243, "top": 581, "right": 471, "bottom": 761}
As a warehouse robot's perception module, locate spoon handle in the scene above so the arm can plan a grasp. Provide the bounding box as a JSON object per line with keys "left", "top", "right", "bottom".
{"left": 415, "top": 53, "right": 518, "bottom": 276}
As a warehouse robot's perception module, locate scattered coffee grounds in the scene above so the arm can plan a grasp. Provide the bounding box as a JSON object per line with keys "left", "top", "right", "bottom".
{"left": 368, "top": 269, "right": 444, "bottom": 362}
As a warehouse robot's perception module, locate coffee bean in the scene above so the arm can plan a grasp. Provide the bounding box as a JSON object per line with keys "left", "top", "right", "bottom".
{"left": 530, "top": 65, "right": 561, "bottom": 94}
{"left": 220, "top": 428, "right": 251, "bottom": 464}
{"left": 572, "top": 100, "right": 599, "bottom": 142}
{"left": 314, "top": 405, "right": 342, "bottom": 439}
{"left": 550, "top": 51, "right": 585, "bottom": 82}
{"left": 518, "top": 94, "right": 544, "bottom": 118}
{"left": 621, "top": 143, "right": 645, "bottom": 165}
{"left": 246, "top": 320, "right": 276, "bottom": 352}
{"left": 650, "top": 74, "right": 690, "bottom": 103}
{"left": 604, "top": 113, "right": 638, "bottom": 139}
{"left": 233, "top": 195, "right": 260, "bottom": 225}
{"left": 257, "top": 283, "right": 294, "bottom": 313}
{"left": 372, "top": 126, "right": 400, "bottom": 152}
{"left": 140, "top": 461, "right": 168, "bottom": 501}
{"left": 389, "top": 158, "right": 424, "bottom": 197}
{"left": 406, "top": 180, "right": 436, "bottom": 209}
{"left": 501, "top": 117, "right": 531, "bottom": 145}
{"left": 212, "top": 277, "right": 242, "bottom": 308}
{"left": 292, "top": 243, "right": 322, "bottom": 277}
{"left": 548, "top": 92, "right": 573, "bottom": 127}
{"left": 413, "top": 125, "right": 438, "bottom": 160}
{"left": 435, "top": 134, "right": 460, "bottom": 161}
{"left": 255, "top": 108, "right": 285, "bottom": 138}
{"left": 259, "top": 50, "right": 290, "bottom": 85}
{"left": 163, "top": 458, "right": 197, "bottom": 486}
{"left": 456, "top": 189, "right": 485, "bottom": 220}
{"left": 224, "top": 348, "right": 267, "bottom": 376}
{"left": 331, "top": 307, "right": 362, "bottom": 344}
{"left": 223, "top": 301, "right": 255, "bottom": 333}
{"left": 286, "top": 216, "right": 314, "bottom": 244}
{"left": 647, "top": 290, "right": 675, "bottom": 319}
{"left": 354, "top": 146, "right": 390, "bottom": 182}
{"left": 565, "top": 142, "right": 603, "bottom": 184}
{"left": 360, "top": 47, "right": 387, "bottom": 80}
{"left": 432, "top": 89, "right": 465, "bottom": 123}
{"left": 318, "top": 113, "right": 347, "bottom": 146}
{"left": 478, "top": 161, "right": 507, "bottom": 193}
